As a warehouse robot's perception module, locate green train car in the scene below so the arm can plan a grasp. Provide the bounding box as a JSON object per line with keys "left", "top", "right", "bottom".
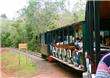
{"left": 39, "top": 1, "right": 110, "bottom": 73}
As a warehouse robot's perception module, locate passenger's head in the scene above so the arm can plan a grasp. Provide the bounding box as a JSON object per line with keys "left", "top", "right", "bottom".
{"left": 76, "top": 37, "right": 80, "bottom": 41}
{"left": 104, "top": 36, "right": 110, "bottom": 46}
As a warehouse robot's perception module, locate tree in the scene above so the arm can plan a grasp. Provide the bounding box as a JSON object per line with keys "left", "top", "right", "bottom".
{"left": 0, "top": 0, "right": 87, "bottom": 52}
{"left": 18, "top": 0, "right": 66, "bottom": 51}
{"left": 0, "top": 14, "right": 7, "bottom": 19}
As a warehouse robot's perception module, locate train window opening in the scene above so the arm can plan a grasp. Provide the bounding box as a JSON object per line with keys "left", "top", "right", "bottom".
{"left": 99, "top": 1, "right": 110, "bottom": 48}
{"left": 40, "top": 33, "right": 45, "bottom": 45}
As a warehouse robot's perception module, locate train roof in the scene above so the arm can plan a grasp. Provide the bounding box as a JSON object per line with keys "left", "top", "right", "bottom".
{"left": 40, "top": 21, "right": 84, "bottom": 34}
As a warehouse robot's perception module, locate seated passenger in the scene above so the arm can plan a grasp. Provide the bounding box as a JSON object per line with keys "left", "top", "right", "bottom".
{"left": 96, "top": 40, "right": 110, "bottom": 78}
{"left": 74, "top": 38, "right": 82, "bottom": 50}
{"left": 96, "top": 52, "right": 110, "bottom": 78}
{"left": 104, "top": 36, "right": 110, "bottom": 46}
{"left": 74, "top": 38, "right": 80, "bottom": 46}
{"left": 78, "top": 39, "right": 83, "bottom": 50}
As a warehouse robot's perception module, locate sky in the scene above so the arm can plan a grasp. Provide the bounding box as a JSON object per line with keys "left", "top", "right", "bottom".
{"left": 0, "top": 0, "right": 85, "bottom": 19}
{"left": 0, "top": 0, "right": 27, "bottom": 19}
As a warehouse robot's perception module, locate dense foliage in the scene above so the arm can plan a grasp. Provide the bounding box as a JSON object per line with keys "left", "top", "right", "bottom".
{"left": 0, "top": 0, "right": 86, "bottom": 52}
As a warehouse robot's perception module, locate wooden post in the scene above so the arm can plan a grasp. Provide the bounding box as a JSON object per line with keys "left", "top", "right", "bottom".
{"left": 18, "top": 43, "right": 28, "bottom": 64}
{"left": 19, "top": 49, "right": 21, "bottom": 65}
{"left": 26, "top": 49, "right": 28, "bottom": 64}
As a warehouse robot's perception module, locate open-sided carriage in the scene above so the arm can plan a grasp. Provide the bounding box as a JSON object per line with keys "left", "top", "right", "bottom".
{"left": 39, "top": 1, "right": 110, "bottom": 73}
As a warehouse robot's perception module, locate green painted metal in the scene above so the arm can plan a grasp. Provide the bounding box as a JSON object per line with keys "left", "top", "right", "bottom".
{"left": 68, "top": 27, "right": 70, "bottom": 44}
{"left": 85, "top": 1, "right": 94, "bottom": 63}
{"left": 93, "top": 1, "right": 100, "bottom": 65}
{"left": 62, "top": 29, "right": 64, "bottom": 42}
{"left": 82, "top": 22, "right": 87, "bottom": 69}
{"left": 46, "top": 32, "right": 51, "bottom": 55}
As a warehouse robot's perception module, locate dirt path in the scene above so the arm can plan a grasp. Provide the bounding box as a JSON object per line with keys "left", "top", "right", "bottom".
{"left": 0, "top": 48, "right": 15, "bottom": 78}
{"left": 0, "top": 48, "right": 82, "bottom": 78}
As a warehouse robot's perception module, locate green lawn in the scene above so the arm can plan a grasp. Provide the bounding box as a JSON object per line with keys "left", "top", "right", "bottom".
{"left": 1, "top": 51, "right": 38, "bottom": 77}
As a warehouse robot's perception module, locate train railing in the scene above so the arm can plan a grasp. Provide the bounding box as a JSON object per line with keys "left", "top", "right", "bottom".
{"left": 50, "top": 45, "right": 85, "bottom": 71}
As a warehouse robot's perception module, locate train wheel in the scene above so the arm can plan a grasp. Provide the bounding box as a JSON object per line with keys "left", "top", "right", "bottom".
{"left": 41, "top": 54, "right": 47, "bottom": 59}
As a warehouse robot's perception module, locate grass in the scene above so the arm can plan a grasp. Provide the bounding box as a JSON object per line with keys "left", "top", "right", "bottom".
{"left": 1, "top": 51, "right": 38, "bottom": 77}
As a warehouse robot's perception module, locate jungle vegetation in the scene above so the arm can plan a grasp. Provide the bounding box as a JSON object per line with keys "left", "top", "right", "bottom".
{"left": 0, "top": 0, "right": 86, "bottom": 52}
